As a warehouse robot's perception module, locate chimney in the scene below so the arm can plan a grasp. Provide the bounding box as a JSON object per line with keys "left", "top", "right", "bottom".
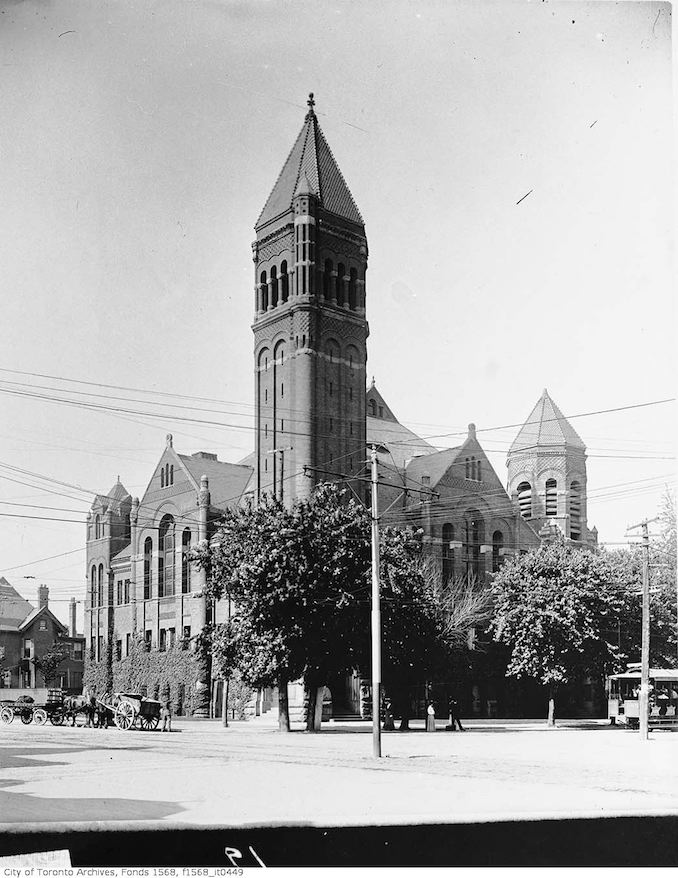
{"left": 38, "top": 584, "right": 49, "bottom": 610}
{"left": 69, "top": 597, "right": 77, "bottom": 637}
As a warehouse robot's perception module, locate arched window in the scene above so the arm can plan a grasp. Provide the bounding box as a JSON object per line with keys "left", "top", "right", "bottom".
{"left": 158, "top": 514, "right": 175, "bottom": 598}
{"left": 323, "top": 259, "right": 333, "bottom": 298}
{"left": 97, "top": 563, "right": 104, "bottom": 606}
{"left": 348, "top": 268, "right": 357, "bottom": 310}
{"left": 517, "top": 482, "right": 532, "bottom": 519}
{"left": 161, "top": 468, "right": 165, "bottom": 488}
{"left": 182, "top": 529, "right": 192, "bottom": 594}
{"left": 281, "top": 260, "right": 289, "bottom": 302}
{"left": 442, "top": 523, "right": 455, "bottom": 584}
{"left": 477, "top": 460, "right": 482, "bottom": 481}
{"left": 143, "top": 537, "right": 152, "bottom": 599}
{"left": 94, "top": 514, "right": 101, "bottom": 539}
{"left": 570, "top": 481, "right": 581, "bottom": 540}
{"left": 369, "top": 399, "right": 377, "bottom": 417}
{"left": 471, "top": 457, "right": 476, "bottom": 480}
{"left": 170, "top": 465, "right": 174, "bottom": 486}
{"left": 336, "top": 263, "right": 345, "bottom": 307}
{"left": 91, "top": 566, "right": 97, "bottom": 608}
{"left": 260, "top": 271, "right": 268, "bottom": 311}
{"left": 545, "top": 479, "right": 557, "bottom": 517}
{"left": 465, "top": 458, "right": 470, "bottom": 479}
{"left": 492, "top": 530, "right": 503, "bottom": 573}
{"left": 270, "top": 265, "right": 278, "bottom": 308}
{"left": 463, "top": 511, "right": 484, "bottom": 582}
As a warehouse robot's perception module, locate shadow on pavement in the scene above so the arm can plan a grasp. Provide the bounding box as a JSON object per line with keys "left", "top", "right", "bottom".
{"left": 0, "top": 745, "right": 145, "bottom": 772}
{"left": 0, "top": 786, "right": 184, "bottom": 824}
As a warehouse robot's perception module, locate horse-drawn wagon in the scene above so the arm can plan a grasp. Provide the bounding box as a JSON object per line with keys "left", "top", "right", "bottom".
{"left": 97, "top": 693, "right": 162, "bottom": 731}
{"left": 0, "top": 690, "right": 66, "bottom": 726}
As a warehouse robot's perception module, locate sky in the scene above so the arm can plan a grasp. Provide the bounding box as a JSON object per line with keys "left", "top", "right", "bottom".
{"left": 0, "top": 0, "right": 674, "bottom": 631}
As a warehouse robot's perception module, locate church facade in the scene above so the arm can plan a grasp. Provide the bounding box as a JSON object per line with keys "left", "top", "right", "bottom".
{"left": 83, "top": 97, "right": 597, "bottom": 719}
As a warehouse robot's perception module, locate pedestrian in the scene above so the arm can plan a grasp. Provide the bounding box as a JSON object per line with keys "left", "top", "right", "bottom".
{"left": 382, "top": 699, "right": 395, "bottom": 731}
{"left": 87, "top": 693, "right": 97, "bottom": 728}
{"left": 445, "top": 697, "right": 465, "bottom": 732}
{"left": 161, "top": 699, "right": 172, "bottom": 732}
{"left": 97, "top": 698, "right": 109, "bottom": 729}
{"left": 426, "top": 702, "right": 436, "bottom": 732}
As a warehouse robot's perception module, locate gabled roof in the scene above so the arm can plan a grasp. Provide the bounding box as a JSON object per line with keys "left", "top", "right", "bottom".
{"left": 0, "top": 578, "right": 34, "bottom": 630}
{"left": 18, "top": 604, "right": 67, "bottom": 635}
{"left": 256, "top": 100, "right": 363, "bottom": 229}
{"left": 405, "top": 446, "right": 464, "bottom": 487}
{"left": 366, "top": 381, "right": 436, "bottom": 469}
{"left": 177, "top": 453, "right": 254, "bottom": 511}
{"left": 509, "top": 389, "right": 586, "bottom": 454}
{"left": 366, "top": 379, "right": 399, "bottom": 423}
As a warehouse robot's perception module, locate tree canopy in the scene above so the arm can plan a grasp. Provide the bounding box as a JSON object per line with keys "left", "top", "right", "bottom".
{"left": 195, "top": 484, "right": 460, "bottom": 730}
{"left": 488, "top": 541, "right": 626, "bottom": 724}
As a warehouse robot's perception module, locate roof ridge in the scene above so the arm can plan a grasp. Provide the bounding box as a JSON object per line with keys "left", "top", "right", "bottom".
{"left": 255, "top": 118, "right": 310, "bottom": 228}
{"left": 315, "top": 122, "right": 363, "bottom": 224}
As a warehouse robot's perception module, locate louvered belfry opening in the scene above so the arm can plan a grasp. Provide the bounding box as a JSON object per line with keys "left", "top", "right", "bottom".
{"left": 517, "top": 481, "right": 532, "bottom": 519}
{"left": 545, "top": 479, "right": 557, "bottom": 516}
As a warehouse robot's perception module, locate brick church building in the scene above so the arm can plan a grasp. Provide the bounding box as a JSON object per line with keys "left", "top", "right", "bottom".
{"left": 84, "top": 96, "right": 597, "bottom": 719}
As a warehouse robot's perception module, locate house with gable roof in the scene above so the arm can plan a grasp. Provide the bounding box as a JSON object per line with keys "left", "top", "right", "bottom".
{"left": 0, "top": 579, "right": 84, "bottom": 693}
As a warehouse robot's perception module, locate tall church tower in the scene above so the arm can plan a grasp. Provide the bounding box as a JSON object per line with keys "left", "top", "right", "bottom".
{"left": 252, "top": 95, "right": 368, "bottom": 502}
{"left": 507, "top": 390, "right": 595, "bottom": 545}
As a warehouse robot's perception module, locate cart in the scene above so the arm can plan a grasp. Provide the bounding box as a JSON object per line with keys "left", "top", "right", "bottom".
{"left": 0, "top": 695, "right": 44, "bottom": 725}
{"left": 0, "top": 690, "right": 68, "bottom": 726}
{"left": 102, "top": 693, "right": 162, "bottom": 731}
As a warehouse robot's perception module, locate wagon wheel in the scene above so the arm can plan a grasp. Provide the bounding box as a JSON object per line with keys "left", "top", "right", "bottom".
{"left": 138, "top": 715, "right": 159, "bottom": 731}
{"left": 50, "top": 711, "right": 65, "bottom": 726}
{"left": 0, "top": 707, "right": 14, "bottom": 725}
{"left": 33, "top": 708, "right": 48, "bottom": 726}
{"left": 115, "top": 701, "right": 135, "bottom": 731}
{"left": 20, "top": 710, "right": 34, "bottom": 724}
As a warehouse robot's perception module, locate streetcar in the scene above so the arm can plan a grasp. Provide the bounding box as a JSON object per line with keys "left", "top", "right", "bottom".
{"left": 607, "top": 667, "right": 678, "bottom": 730}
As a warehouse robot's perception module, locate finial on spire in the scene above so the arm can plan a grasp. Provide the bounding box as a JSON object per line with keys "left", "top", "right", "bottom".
{"left": 166, "top": 433, "right": 173, "bottom": 448}
{"left": 306, "top": 92, "right": 315, "bottom": 116}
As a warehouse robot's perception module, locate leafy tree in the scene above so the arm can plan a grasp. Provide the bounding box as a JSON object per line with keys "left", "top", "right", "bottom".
{"left": 196, "top": 484, "right": 456, "bottom": 732}
{"left": 34, "top": 642, "right": 70, "bottom": 688}
{"left": 602, "top": 490, "right": 677, "bottom": 668}
{"left": 488, "top": 541, "right": 626, "bottom": 725}
{"left": 196, "top": 486, "right": 370, "bottom": 731}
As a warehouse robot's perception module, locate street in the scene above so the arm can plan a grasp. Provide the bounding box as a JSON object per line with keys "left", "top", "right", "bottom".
{"left": 1, "top": 716, "right": 676, "bottom": 825}
{"left": 1, "top": 716, "right": 677, "bottom": 865}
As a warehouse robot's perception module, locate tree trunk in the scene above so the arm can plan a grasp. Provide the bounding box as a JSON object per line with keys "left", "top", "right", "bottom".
{"left": 305, "top": 684, "right": 318, "bottom": 732}
{"left": 278, "top": 681, "right": 290, "bottom": 732}
{"left": 221, "top": 678, "right": 229, "bottom": 727}
{"left": 304, "top": 684, "right": 324, "bottom": 732}
{"left": 547, "top": 685, "right": 556, "bottom": 727}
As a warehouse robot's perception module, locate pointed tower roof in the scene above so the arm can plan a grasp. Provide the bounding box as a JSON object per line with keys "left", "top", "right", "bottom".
{"left": 256, "top": 93, "right": 363, "bottom": 229}
{"left": 107, "top": 477, "right": 131, "bottom": 502}
{"left": 509, "top": 390, "right": 586, "bottom": 453}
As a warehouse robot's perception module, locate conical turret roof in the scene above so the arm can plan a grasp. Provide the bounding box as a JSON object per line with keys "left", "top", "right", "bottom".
{"left": 107, "top": 477, "right": 131, "bottom": 502}
{"left": 509, "top": 390, "right": 586, "bottom": 453}
{"left": 256, "top": 95, "right": 363, "bottom": 229}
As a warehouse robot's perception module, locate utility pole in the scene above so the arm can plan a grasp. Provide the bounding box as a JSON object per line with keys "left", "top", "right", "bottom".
{"left": 267, "top": 447, "right": 292, "bottom": 501}
{"left": 370, "top": 444, "right": 382, "bottom": 758}
{"left": 627, "top": 517, "right": 658, "bottom": 742}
